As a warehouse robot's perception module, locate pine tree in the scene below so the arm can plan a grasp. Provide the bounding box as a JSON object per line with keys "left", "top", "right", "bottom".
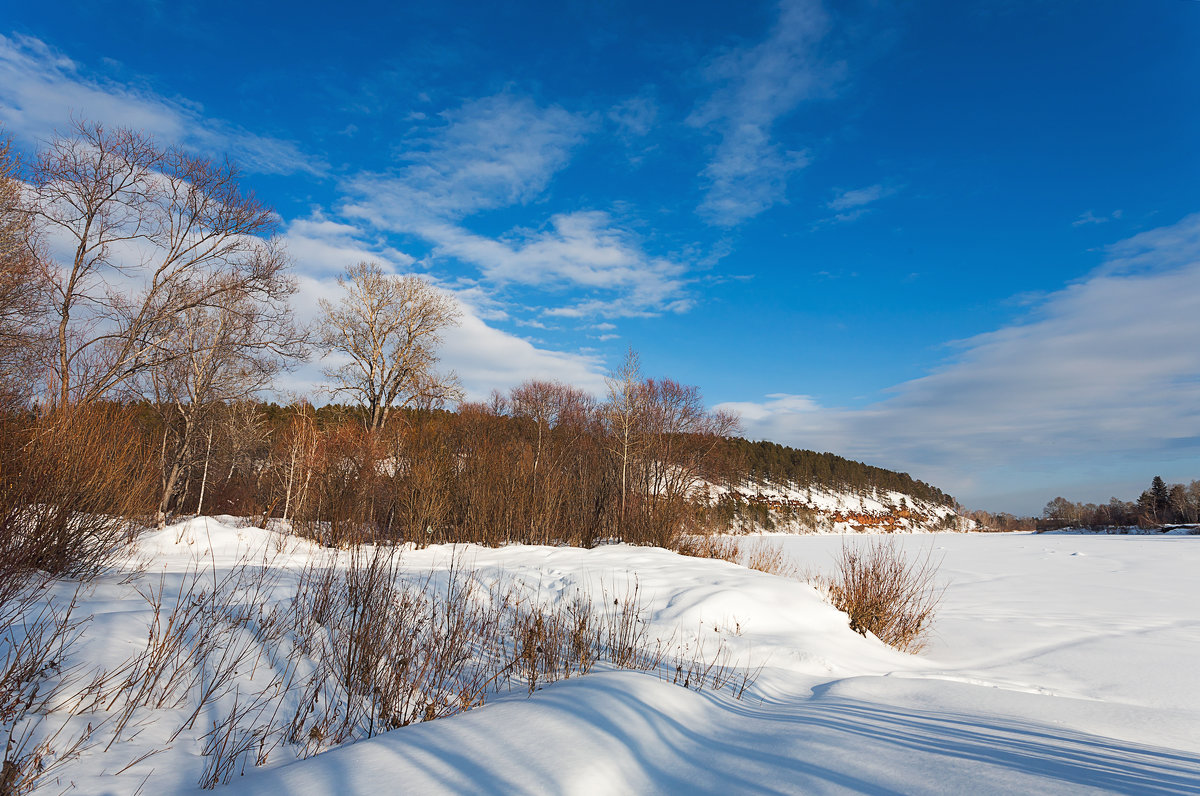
{"left": 1150, "top": 476, "right": 1170, "bottom": 516}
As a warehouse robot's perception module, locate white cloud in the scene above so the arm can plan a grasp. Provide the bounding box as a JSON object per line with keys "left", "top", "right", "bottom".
{"left": 442, "top": 307, "right": 608, "bottom": 400}
{"left": 283, "top": 214, "right": 415, "bottom": 278}
{"left": 339, "top": 95, "right": 690, "bottom": 319}
{"left": 0, "top": 34, "right": 324, "bottom": 176}
{"left": 342, "top": 93, "right": 590, "bottom": 225}
{"left": 418, "top": 211, "right": 690, "bottom": 317}
{"left": 689, "top": 0, "right": 839, "bottom": 226}
{"left": 826, "top": 183, "right": 895, "bottom": 212}
{"left": 719, "top": 213, "right": 1200, "bottom": 508}
{"left": 608, "top": 94, "right": 659, "bottom": 138}
{"left": 1073, "top": 209, "right": 1123, "bottom": 227}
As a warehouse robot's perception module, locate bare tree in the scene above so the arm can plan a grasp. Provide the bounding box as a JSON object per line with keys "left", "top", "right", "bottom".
{"left": 143, "top": 287, "right": 307, "bottom": 523}
{"left": 641, "top": 378, "right": 740, "bottom": 505}
{"left": 0, "top": 132, "right": 44, "bottom": 409}
{"left": 604, "top": 349, "right": 646, "bottom": 522}
{"left": 27, "top": 120, "right": 289, "bottom": 407}
{"left": 511, "top": 379, "right": 597, "bottom": 539}
{"left": 319, "top": 262, "right": 462, "bottom": 431}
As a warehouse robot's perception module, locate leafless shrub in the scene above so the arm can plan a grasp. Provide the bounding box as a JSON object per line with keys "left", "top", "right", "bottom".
{"left": 2, "top": 715, "right": 97, "bottom": 796}
{"left": 743, "top": 542, "right": 797, "bottom": 578}
{"left": 0, "top": 132, "right": 44, "bottom": 413}
{"left": 0, "top": 576, "right": 101, "bottom": 796}
{"left": 286, "top": 548, "right": 505, "bottom": 753}
{"left": 1, "top": 406, "right": 155, "bottom": 578}
{"left": 827, "top": 537, "right": 942, "bottom": 653}
{"left": 673, "top": 533, "right": 741, "bottom": 563}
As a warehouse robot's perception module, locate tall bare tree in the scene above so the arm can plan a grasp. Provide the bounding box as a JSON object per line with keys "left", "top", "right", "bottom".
{"left": 143, "top": 287, "right": 307, "bottom": 522}
{"left": 641, "top": 378, "right": 739, "bottom": 504}
{"left": 27, "top": 120, "right": 290, "bottom": 406}
{"left": 605, "top": 349, "right": 646, "bottom": 522}
{"left": 319, "top": 262, "right": 462, "bottom": 431}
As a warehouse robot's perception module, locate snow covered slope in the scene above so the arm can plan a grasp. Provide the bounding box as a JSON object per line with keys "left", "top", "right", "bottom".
{"left": 228, "top": 532, "right": 1200, "bottom": 796}
{"left": 19, "top": 523, "right": 1200, "bottom": 794}
{"left": 712, "top": 479, "right": 974, "bottom": 534}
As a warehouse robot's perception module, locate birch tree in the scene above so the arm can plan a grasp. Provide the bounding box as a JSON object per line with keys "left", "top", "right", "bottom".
{"left": 319, "top": 262, "right": 461, "bottom": 431}
{"left": 27, "top": 120, "right": 290, "bottom": 406}
{"left": 605, "top": 349, "right": 646, "bottom": 522}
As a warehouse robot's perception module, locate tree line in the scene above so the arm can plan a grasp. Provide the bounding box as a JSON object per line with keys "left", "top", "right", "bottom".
{"left": 1041, "top": 476, "right": 1200, "bottom": 529}
{"left": 726, "top": 438, "right": 957, "bottom": 507}
{"left": 0, "top": 120, "right": 956, "bottom": 577}
{"left": 0, "top": 122, "right": 746, "bottom": 570}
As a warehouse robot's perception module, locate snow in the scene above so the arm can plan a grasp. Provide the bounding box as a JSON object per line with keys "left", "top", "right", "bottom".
{"left": 19, "top": 523, "right": 1200, "bottom": 794}
{"left": 711, "top": 480, "right": 972, "bottom": 534}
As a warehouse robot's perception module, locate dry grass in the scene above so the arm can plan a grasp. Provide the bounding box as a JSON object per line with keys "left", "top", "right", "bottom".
{"left": 672, "top": 533, "right": 741, "bottom": 563}
{"left": 825, "top": 537, "right": 942, "bottom": 653}
{"left": 742, "top": 541, "right": 797, "bottom": 578}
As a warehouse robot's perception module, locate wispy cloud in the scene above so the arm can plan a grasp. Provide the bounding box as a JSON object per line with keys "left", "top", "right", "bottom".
{"left": 608, "top": 94, "right": 659, "bottom": 138}
{"left": 818, "top": 183, "right": 899, "bottom": 224}
{"left": 341, "top": 95, "right": 691, "bottom": 318}
{"left": 1073, "top": 209, "right": 1123, "bottom": 227}
{"left": 419, "top": 211, "right": 690, "bottom": 318}
{"left": 719, "top": 212, "right": 1200, "bottom": 507}
{"left": 688, "top": 0, "right": 839, "bottom": 226}
{"left": 342, "top": 93, "right": 591, "bottom": 225}
{"left": 826, "top": 184, "right": 894, "bottom": 212}
{"left": 0, "top": 33, "right": 325, "bottom": 176}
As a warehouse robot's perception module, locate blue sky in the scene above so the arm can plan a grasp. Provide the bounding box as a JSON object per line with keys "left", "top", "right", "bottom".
{"left": 2, "top": 1, "right": 1198, "bottom": 513}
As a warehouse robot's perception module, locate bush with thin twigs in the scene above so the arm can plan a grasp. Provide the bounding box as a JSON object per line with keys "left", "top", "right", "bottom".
{"left": 672, "top": 533, "right": 741, "bottom": 564}
{"left": 826, "top": 537, "right": 942, "bottom": 653}
{"left": 742, "top": 542, "right": 797, "bottom": 578}
{"left": 0, "top": 406, "right": 156, "bottom": 578}
{"left": 0, "top": 575, "right": 102, "bottom": 796}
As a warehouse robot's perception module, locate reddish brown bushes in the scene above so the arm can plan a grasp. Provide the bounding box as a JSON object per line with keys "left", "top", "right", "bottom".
{"left": 1, "top": 406, "right": 156, "bottom": 578}
{"left": 827, "top": 537, "right": 942, "bottom": 653}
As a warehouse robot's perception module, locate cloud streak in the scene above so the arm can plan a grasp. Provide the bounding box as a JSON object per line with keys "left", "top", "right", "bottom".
{"left": 719, "top": 213, "right": 1200, "bottom": 508}
{"left": 342, "top": 94, "right": 692, "bottom": 318}
{"left": 0, "top": 34, "right": 324, "bottom": 176}
{"left": 689, "top": 0, "right": 838, "bottom": 226}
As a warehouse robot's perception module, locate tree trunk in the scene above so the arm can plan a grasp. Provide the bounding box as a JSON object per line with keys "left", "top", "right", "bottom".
{"left": 196, "top": 424, "right": 213, "bottom": 516}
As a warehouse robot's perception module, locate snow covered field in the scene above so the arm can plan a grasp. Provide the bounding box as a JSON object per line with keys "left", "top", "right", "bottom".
{"left": 18, "top": 525, "right": 1200, "bottom": 794}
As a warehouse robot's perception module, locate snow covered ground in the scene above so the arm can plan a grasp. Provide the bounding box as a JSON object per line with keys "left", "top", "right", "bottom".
{"left": 19, "top": 525, "right": 1200, "bottom": 794}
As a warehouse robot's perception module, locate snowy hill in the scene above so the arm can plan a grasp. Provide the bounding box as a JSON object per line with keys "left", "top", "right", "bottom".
{"left": 709, "top": 479, "right": 976, "bottom": 534}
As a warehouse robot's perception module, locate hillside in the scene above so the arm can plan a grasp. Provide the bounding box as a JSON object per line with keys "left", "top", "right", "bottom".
{"left": 711, "top": 439, "right": 973, "bottom": 534}
{"left": 709, "top": 480, "right": 973, "bottom": 534}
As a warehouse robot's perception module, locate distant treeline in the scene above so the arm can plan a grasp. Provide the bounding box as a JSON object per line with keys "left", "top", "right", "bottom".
{"left": 724, "top": 438, "right": 957, "bottom": 508}
{"left": 1041, "top": 476, "right": 1200, "bottom": 529}
{"left": 966, "top": 475, "right": 1200, "bottom": 532}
